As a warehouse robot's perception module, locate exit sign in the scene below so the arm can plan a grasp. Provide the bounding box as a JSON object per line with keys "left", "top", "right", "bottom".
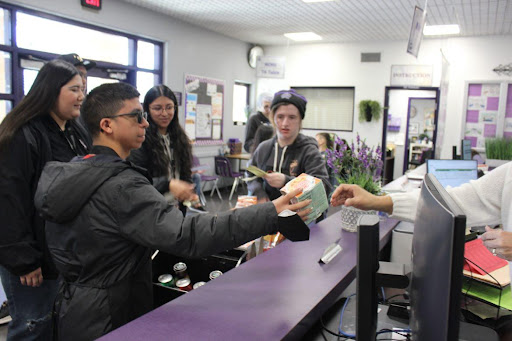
{"left": 81, "top": 0, "right": 101, "bottom": 10}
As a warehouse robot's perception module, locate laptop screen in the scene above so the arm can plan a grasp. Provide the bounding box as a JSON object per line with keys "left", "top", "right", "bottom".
{"left": 427, "top": 159, "right": 478, "bottom": 188}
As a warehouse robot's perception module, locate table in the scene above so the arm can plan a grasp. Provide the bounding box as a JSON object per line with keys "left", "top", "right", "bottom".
{"left": 99, "top": 212, "right": 398, "bottom": 340}
{"left": 225, "top": 153, "right": 251, "bottom": 172}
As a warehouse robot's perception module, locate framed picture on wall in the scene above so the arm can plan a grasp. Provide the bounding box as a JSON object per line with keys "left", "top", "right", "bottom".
{"left": 409, "top": 122, "right": 420, "bottom": 135}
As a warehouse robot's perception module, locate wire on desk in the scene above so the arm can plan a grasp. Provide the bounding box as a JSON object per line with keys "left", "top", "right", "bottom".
{"left": 463, "top": 257, "right": 503, "bottom": 320}
{"left": 338, "top": 293, "right": 356, "bottom": 339}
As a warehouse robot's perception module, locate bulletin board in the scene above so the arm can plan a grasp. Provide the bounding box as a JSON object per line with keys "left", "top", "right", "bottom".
{"left": 184, "top": 74, "right": 224, "bottom": 145}
{"left": 463, "top": 83, "right": 501, "bottom": 148}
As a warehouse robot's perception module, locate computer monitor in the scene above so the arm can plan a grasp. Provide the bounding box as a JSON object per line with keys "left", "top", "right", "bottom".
{"left": 427, "top": 159, "right": 478, "bottom": 188}
{"left": 462, "top": 139, "right": 472, "bottom": 160}
{"left": 409, "top": 173, "right": 466, "bottom": 340}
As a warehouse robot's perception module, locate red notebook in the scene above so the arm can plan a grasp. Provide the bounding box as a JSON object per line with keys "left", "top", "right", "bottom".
{"left": 463, "top": 238, "right": 508, "bottom": 275}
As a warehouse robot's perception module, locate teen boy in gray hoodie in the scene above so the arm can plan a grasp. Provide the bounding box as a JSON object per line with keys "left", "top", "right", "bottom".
{"left": 247, "top": 89, "right": 332, "bottom": 201}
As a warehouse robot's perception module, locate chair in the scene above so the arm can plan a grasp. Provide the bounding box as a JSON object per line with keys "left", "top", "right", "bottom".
{"left": 214, "top": 156, "right": 244, "bottom": 201}
{"left": 192, "top": 155, "right": 221, "bottom": 201}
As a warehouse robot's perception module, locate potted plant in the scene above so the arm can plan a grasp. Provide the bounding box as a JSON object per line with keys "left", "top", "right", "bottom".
{"left": 358, "top": 100, "right": 382, "bottom": 122}
{"left": 485, "top": 137, "right": 512, "bottom": 168}
{"left": 325, "top": 134, "right": 383, "bottom": 232}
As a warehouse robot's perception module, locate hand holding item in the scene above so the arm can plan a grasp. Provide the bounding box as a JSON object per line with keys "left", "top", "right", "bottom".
{"left": 330, "top": 184, "right": 393, "bottom": 215}
{"left": 272, "top": 188, "right": 312, "bottom": 221}
{"left": 265, "top": 172, "right": 286, "bottom": 189}
{"left": 481, "top": 226, "right": 512, "bottom": 260}
{"left": 20, "top": 267, "right": 43, "bottom": 287}
{"left": 169, "top": 179, "right": 196, "bottom": 202}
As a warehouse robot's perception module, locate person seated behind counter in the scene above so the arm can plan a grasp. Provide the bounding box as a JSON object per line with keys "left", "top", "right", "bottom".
{"left": 247, "top": 89, "right": 332, "bottom": 202}
{"left": 34, "top": 83, "right": 311, "bottom": 341}
{"left": 330, "top": 161, "right": 512, "bottom": 262}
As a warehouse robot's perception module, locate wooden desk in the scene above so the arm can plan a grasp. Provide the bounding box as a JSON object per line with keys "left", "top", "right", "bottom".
{"left": 225, "top": 153, "right": 251, "bottom": 172}
{"left": 99, "top": 212, "right": 398, "bottom": 341}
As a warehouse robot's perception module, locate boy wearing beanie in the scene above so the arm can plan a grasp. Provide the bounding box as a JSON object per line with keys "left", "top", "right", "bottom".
{"left": 247, "top": 89, "right": 332, "bottom": 206}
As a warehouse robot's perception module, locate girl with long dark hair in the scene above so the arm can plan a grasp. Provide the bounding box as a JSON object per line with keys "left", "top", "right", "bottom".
{"left": 0, "top": 59, "right": 90, "bottom": 340}
{"left": 130, "top": 85, "right": 197, "bottom": 215}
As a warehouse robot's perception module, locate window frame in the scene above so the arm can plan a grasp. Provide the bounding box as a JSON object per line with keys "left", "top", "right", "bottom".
{"left": 0, "top": 0, "right": 164, "bottom": 106}
{"left": 291, "top": 86, "right": 355, "bottom": 132}
{"left": 232, "top": 80, "right": 251, "bottom": 125}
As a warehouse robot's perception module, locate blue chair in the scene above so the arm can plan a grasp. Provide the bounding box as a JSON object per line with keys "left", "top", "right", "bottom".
{"left": 214, "top": 156, "right": 244, "bottom": 201}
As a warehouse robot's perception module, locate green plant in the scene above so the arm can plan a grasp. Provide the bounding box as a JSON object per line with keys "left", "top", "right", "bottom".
{"left": 485, "top": 137, "right": 512, "bottom": 160}
{"left": 326, "top": 134, "right": 383, "bottom": 195}
{"left": 358, "top": 100, "right": 382, "bottom": 122}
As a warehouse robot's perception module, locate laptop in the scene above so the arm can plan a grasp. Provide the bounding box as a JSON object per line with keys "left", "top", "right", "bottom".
{"left": 426, "top": 159, "right": 478, "bottom": 188}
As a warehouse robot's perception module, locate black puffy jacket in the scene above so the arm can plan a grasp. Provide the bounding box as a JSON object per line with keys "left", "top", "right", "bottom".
{"left": 35, "top": 146, "right": 279, "bottom": 340}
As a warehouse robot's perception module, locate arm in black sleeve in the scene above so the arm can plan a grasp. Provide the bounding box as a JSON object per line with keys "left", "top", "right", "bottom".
{"left": 0, "top": 131, "right": 42, "bottom": 275}
{"left": 244, "top": 115, "right": 258, "bottom": 153}
{"left": 246, "top": 146, "right": 268, "bottom": 199}
{"left": 114, "top": 175, "right": 278, "bottom": 258}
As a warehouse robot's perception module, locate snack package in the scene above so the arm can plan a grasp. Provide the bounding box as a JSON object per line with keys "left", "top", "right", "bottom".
{"left": 235, "top": 195, "right": 258, "bottom": 208}
{"left": 280, "top": 173, "right": 328, "bottom": 225}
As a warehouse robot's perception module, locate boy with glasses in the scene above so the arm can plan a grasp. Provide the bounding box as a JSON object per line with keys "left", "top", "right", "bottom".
{"left": 34, "top": 83, "right": 310, "bottom": 340}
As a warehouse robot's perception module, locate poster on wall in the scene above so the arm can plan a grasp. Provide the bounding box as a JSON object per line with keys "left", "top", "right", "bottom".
{"left": 464, "top": 83, "right": 500, "bottom": 148}
{"left": 505, "top": 84, "right": 512, "bottom": 138}
{"left": 184, "top": 74, "right": 224, "bottom": 144}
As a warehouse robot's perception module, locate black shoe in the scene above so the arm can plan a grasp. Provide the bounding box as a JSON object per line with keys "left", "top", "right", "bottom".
{"left": 0, "top": 301, "right": 11, "bottom": 325}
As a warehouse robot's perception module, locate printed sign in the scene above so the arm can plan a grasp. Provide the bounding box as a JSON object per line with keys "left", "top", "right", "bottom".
{"left": 256, "top": 56, "right": 286, "bottom": 79}
{"left": 390, "top": 65, "right": 433, "bottom": 87}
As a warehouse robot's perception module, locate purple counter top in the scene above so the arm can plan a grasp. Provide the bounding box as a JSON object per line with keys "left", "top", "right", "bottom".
{"left": 99, "top": 212, "right": 398, "bottom": 341}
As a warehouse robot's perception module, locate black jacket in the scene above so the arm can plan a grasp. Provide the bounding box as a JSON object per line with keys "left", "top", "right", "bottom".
{"left": 35, "top": 146, "right": 279, "bottom": 341}
{"left": 244, "top": 111, "right": 270, "bottom": 153}
{"left": 0, "top": 115, "right": 90, "bottom": 277}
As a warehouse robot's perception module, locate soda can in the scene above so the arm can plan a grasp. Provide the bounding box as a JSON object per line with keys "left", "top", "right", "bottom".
{"left": 193, "top": 281, "right": 206, "bottom": 290}
{"left": 176, "top": 278, "right": 193, "bottom": 291}
{"left": 209, "top": 270, "right": 223, "bottom": 280}
{"left": 173, "top": 262, "right": 189, "bottom": 280}
{"left": 158, "top": 274, "right": 175, "bottom": 287}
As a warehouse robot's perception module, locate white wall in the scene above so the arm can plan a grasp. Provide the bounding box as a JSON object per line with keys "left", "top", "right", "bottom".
{"left": 262, "top": 36, "right": 512, "bottom": 159}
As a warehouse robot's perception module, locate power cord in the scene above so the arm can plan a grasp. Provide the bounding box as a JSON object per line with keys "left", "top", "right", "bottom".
{"left": 338, "top": 293, "right": 356, "bottom": 339}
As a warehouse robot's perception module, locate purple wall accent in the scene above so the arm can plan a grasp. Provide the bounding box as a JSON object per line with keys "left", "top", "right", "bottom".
{"left": 484, "top": 124, "right": 497, "bottom": 138}
{"left": 466, "top": 110, "right": 479, "bottom": 123}
{"left": 507, "top": 84, "right": 512, "bottom": 117}
{"left": 486, "top": 97, "right": 500, "bottom": 111}
{"left": 98, "top": 212, "right": 397, "bottom": 340}
{"left": 465, "top": 136, "right": 478, "bottom": 148}
{"left": 504, "top": 132, "right": 512, "bottom": 139}
{"left": 468, "top": 84, "right": 482, "bottom": 96}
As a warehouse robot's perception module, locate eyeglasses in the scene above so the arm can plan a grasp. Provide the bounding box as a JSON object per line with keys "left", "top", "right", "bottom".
{"left": 149, "top": 105, "right": 176, "bottom": 114}
{"left": 105, "top": 110, "right": 148, "bottom": 124}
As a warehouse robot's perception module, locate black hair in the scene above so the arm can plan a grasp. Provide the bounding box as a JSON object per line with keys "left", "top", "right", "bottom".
{"left": 316, "top": 132, "right": 334, "bottom": 150}
{"left": 251, "top": 125, "right": 274, "bottom": 154}
{"left": 82, "top": 82, "right": 140, "bottom": 137}
{"left": 143, "top": 85, "right": 192, "bottom": 181}
{"left": 0, "top": 59, "right": 79, "bottom": 151}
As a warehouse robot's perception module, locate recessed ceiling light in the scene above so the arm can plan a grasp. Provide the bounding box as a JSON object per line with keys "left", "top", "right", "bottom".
{"left": 284, "top": 32, "right": 323, "bottom": 41}
{"left": 423, "top": 24, "right": 460, "bottom": 36}
{"left": 302, "top": 0, "right": 336, "bottom": 3}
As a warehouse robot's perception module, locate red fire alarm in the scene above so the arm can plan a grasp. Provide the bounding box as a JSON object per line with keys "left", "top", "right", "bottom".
{"left": 81, "top": 0, "right": 101, "bottom": 10}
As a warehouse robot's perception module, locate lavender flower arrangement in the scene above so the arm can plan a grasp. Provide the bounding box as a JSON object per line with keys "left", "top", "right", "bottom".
{"left": 325, "top": 134, "right": 383, "bottom": 195}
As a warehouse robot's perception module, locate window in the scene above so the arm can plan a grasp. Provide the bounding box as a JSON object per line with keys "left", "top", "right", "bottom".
{"left": 291, "top": 87, "right": 355, "bottom": 131}
{"left": 0, "top": 2, "right": 163, "bottom": 110}
{"left": 233, "top": 82, "right": 250, "bottom": 124}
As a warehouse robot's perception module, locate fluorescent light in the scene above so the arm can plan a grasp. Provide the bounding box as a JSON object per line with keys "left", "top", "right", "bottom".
{"left": 284, "top": 32, "right": 322, "bottom": 41}
{"left": 423, "top": 24, "right": 460, "bottom": 36}
{"left": 302, "top": 0, "right": 336, "bottom": 2}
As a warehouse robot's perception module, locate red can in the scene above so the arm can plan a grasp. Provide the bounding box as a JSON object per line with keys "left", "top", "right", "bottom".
{"left": 176, "top": 278, "right": 193, "bottom": 291}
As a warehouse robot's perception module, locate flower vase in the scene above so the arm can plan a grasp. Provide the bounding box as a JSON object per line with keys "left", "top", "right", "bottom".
{"left": 340, "top": 205, "right": 377, "bottom": 232}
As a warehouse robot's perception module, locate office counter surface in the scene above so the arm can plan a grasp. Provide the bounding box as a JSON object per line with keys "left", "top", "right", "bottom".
{"left": 99, "top": 211, "right": 398, "bottom": 341}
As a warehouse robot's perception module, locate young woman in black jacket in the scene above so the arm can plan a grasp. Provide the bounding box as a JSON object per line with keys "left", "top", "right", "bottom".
{"left": 0, "top": 59, "right": 90, "bottom": 340}
{"left": 129, "top": 85, "right": 197, "bottom": 216}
